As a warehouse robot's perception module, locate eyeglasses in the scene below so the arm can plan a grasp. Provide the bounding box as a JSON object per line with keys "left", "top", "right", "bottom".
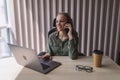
{"left": 75, "top": 65, "right": 93, "bottom": 73}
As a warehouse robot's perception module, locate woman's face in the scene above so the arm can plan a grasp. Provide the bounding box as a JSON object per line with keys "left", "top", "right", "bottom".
{"left": 56, "top": 14, "right": 67, "bottom": 31}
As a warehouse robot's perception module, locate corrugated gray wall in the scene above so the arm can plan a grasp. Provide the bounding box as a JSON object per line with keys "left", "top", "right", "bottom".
{"left": 11, "top": 0, "right": 120, "bottom": 62}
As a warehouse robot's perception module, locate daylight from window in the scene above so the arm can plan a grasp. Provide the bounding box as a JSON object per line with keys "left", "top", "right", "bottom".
{"left": 0, "top": 0, "right": 7, "bottom": 26}
{"left": 0, "top": 0, "right": 11, "bottom": 58}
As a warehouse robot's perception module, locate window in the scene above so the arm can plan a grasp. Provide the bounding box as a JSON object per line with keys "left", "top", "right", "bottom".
{"left": 0, "top": 0, "right": 11, "bottom": 58}
{"left": 0, "top": 0, "right": 8, "bottom": 25}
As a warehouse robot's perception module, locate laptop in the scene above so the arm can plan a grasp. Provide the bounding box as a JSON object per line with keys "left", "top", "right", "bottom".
{"left": 8, "top": 44, "right": 61, "bottom": 74}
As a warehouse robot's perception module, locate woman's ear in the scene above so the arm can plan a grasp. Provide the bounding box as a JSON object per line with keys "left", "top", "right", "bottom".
{"left": 53, "top": 18, "right": 56, "bottom": 27}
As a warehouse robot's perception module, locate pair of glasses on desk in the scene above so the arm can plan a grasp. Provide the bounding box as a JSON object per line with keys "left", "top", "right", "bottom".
{"left": 75, "top": 65, "right": 93, "bottom": 73}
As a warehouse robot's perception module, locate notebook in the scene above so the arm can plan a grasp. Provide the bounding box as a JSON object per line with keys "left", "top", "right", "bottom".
{"left": 8, "top": 44, "right": 61, "bottom": 74}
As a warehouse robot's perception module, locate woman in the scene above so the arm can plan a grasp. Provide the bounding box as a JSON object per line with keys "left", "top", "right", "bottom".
{"left": 39, "top": 12, "right": 78, "bottom": 60}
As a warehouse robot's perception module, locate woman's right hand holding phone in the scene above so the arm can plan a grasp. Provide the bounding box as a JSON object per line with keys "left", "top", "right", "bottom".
{"left": 64, "top": 23, "right": 73, "bottom": 40}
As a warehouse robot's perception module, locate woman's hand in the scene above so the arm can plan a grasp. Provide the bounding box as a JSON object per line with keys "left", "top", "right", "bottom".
{"left": 64, "top": 23, "right": 73, "bottom": 40}
{"left": 38, "top": 53, "right": 52, "bottom": 60}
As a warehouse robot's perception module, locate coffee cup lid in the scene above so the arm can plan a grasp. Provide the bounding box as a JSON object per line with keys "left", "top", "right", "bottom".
{"left": 93, "top": 50, "right": 103, "bottom": 54}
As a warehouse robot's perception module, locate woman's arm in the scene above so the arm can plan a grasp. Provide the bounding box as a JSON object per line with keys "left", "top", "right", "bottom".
{"left": 65, "top": 23, "right": 79, "bottom": 59}
{"left": 68, "top": 31, "right": 78, "bottom": 60}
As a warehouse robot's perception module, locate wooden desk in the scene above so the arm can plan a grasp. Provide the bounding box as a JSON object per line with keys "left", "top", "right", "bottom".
{"left": 0, "top": 56, "right": 120, "bottom": 80}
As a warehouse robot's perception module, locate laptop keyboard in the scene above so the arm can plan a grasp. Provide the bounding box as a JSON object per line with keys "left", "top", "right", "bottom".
{"left": 41, "top": 63, "right": 50, "bottom": 70}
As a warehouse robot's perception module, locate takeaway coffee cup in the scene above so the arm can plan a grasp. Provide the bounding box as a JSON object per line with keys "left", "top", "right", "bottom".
{"left": 93, "top": 50, "right": 103, "bottom": 67}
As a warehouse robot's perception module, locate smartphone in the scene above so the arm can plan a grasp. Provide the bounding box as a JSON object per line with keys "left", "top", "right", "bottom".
{"left": 64, "top": 28, "right": 69, "bottom": 33}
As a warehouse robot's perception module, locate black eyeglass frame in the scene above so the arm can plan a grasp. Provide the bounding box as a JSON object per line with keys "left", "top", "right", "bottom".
{"left": 75, "top": 65, "right": 93, "bottom": 73}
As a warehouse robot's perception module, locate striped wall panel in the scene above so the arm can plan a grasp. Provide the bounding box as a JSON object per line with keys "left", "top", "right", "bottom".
{"left": 11, "top": 0, "right": 120, "bottom": 62}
